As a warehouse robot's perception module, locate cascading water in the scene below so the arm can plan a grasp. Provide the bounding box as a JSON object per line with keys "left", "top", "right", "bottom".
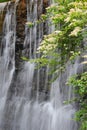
{"left": 0, "top": 1, "right": 16, "bottom": 128}
{"left": 0, "top": 2, "right": 7, "bottom": 12}
{"left": 0, "top": 0, "right": 81, "bottom": 130}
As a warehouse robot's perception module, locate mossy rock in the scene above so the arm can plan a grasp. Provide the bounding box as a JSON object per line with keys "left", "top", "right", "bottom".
{"left": 0, "top": 0, "right": 10, "bottom": 3}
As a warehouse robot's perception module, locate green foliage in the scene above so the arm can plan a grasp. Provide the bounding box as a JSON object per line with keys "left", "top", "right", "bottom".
{"left": 25, "top": 1, "right": 87, "bottom": 129}
{"left": 34, "top": 1, "right": 87, "bottom": 129}
{"left": 26, "top": 22, "right": 34, "bottom": 27}
{"left": 21, "top": 57, "right": 30, "bottom": 61}
{"left": 35, "top": 0, "right": 87, "bottom": 75}
{"left": 68, "top": 72, "right": 87, "bottom": 130}
{"left": 0, "top": 0, "right": 10, "bottom": 2}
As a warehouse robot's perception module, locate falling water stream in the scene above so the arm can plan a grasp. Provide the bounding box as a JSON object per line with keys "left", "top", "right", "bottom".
{"left": 0, "top": 0, "right": 81, "bottom": 130}
{"left": 0, "top": 1, "right": 16, "bottom": 128}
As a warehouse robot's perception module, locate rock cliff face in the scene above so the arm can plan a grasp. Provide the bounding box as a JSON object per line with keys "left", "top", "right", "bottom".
{"left": 15, "top": 0, "right": 49, "bottom": 68}
{"left": 16, "top": 0, "right": 27, "bottom": 68}
{"left": 0, "top": 13, "right": 4, "bottom": 48}
{"left": 0, "top": 2, "right": 7, "bottom": 47}
{"left": 0, "top": 12, "right": 5, "bottom": 33}
{"left": 0, "top": 0, "right": 50, "bottom": 101}
{"left": 16, "top": 0, "right": 27, "bottom": 46}
{"left": 0, "top": 0, "right": 50, "bottom": 103}
{"left": 14, "top": 0, "right": 50, "bottom": 100}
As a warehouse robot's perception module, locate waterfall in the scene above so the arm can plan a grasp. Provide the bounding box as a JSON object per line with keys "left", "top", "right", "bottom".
{"left": 0, "top": 1, "right": 16, "bottom": 128}
{"left": 0, "top": 0, "right": 81, "bottom": 130}
{"left": 0, "top": 2, "right": 7, "bottom": 12}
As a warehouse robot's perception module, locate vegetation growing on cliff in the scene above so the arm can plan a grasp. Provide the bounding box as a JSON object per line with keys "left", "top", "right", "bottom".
{"left": 33, "top": 0, "right": 87, "bottom": 129}
{"left": 0, "top": 0, "right": 10, "bottom": 2}
{"left": 36, "top": 1, "right": 87, "bottom": 73}
{"left": 68, "top": 72, "right": 87, "bottom": 130}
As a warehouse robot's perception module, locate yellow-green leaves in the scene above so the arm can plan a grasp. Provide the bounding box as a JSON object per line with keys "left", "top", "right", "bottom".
{"left": 26, "top": 22, "right": 34, "bottom": 27}
{"left": 69, "top": 27, "right": 81, "bottom": 37}
{"left": 31, "top": 0, "right": 87, "bottom": 77}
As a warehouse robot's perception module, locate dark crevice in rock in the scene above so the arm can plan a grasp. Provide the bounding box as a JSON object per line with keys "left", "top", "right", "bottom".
{"left": 15, "top": 0, "right": 27, "bottom": 69}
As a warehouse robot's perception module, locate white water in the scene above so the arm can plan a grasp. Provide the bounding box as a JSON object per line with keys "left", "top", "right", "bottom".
{"left": 0, "top": 2, "right": 7, "bottom": 12}
{"left": 17, "top": 1, "right": 78, "bottom": 130}
{"left": 0, "top": 1, "right": 16, "bottom": 129}
{"left": 0, "top": 0, "right": 80, "bottom": 130}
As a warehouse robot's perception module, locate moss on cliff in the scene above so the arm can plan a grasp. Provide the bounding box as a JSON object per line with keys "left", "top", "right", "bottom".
{"left": 0, "top": 0, "right": 10, "bottom": 3}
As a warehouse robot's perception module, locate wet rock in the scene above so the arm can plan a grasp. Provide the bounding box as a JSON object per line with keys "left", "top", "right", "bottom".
{"left": 0, "top": 3, "right": 7, "bottom": 47}
{"left": 15, "top": 0, "right": 27, "bottom": 69}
